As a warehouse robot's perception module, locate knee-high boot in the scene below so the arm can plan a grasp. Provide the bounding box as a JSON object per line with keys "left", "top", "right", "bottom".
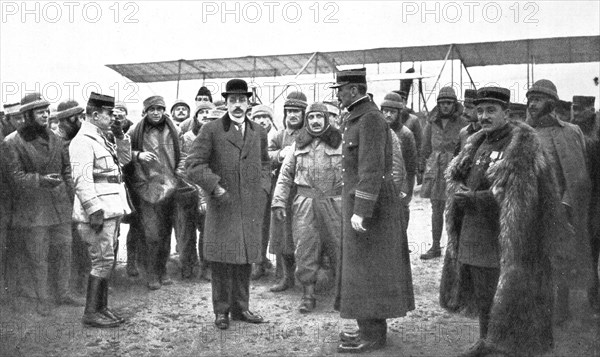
{"left": 270, "top": 254, "right": 295, "bottom": 292}
{"left": 82, "top": 276, "right": 119, "bottom": 328}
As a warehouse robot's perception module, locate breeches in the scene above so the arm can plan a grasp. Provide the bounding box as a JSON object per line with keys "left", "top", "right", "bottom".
{"left": 77, "top": 218, "right": 121, "bottom": 279}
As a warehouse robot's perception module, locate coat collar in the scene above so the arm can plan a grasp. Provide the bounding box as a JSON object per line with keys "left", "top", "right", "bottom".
{"left": 344, "top": 100, "right": 380, "bottom": 123}
{"left": 221, "top": 113, "right": 258, "bottom": 153}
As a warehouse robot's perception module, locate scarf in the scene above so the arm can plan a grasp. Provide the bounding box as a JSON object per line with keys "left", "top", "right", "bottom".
{"left": 129, "top": 114, "right": 180, "bottom": 165}
{"left": 295, "top": 125, "right": 342, "bottom": 150}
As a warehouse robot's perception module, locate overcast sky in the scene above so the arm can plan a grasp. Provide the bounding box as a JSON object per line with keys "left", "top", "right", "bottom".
{"left": 1, "top": 0, "right": 598, "bottom": 120}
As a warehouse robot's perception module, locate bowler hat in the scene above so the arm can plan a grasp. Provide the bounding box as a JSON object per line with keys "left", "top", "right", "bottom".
{"left": 221, "top": 79, "right": 252, "bottom": 98}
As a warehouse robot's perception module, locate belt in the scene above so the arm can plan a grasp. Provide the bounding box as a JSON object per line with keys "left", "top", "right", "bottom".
{"left": 93, "top": 175, "right": 122, "bottom": 184}
{"left": 296, "top": 186, "right": 341, "bottom": 199}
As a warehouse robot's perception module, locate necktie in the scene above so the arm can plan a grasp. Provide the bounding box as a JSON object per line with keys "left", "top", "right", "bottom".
{"left": 235, "top": 122, "right": 245, "bottom": 138}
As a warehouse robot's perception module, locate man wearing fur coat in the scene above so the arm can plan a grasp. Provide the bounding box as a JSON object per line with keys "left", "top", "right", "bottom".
{"left": 440, "top": 87, "right": 565, "bottom": 356}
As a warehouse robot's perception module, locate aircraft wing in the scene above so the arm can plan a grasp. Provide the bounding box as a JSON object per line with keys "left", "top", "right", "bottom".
{"left": 106, "top": 36, "right": 599, "bottom": 83}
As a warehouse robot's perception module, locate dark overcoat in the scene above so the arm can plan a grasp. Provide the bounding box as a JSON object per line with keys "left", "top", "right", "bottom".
{"left": 4, "top": 130, "right": 73, "bottom": 227}
{"left": 440, "top": 121, "right": 572, "bottom": 356}
{"left": 185, "top": 114, "right": 270, "bottom": 264}
{"left": 335, "top": 97, "right": 414, "bottom": 319}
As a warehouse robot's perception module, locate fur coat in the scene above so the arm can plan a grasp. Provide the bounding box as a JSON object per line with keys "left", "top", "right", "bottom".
{"left": 440, "top": 121, "right": 572, "bottom": 355}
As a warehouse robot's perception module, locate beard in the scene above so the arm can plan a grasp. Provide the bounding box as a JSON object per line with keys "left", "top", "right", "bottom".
{"left": 529, "top": 101, "right": 554, "bottom": 120}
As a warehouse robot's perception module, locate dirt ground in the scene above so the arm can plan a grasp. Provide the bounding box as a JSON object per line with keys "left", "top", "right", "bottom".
{"left": 1, "top": 188, "right": 599, "bottom": 357}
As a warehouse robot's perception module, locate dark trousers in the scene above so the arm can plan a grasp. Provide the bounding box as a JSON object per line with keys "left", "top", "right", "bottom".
{"left": 138, "top": 197, "right": 175, "bottom": 279}
{"left": 357, "top": 319, "right": 387, "bottom": 341}
{"left": 174, "top": 198, "right": 200, "bottom": 271}
{"left": 463, "top": 264, "right": 500, "bottom": 338}
{"left": 210, "top": 262, "right": 251, "bottom": 314}
{"left": 431, "top": 199, "right": 445, "bottom": 244}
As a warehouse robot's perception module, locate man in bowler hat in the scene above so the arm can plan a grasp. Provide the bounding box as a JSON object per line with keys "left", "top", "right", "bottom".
{"left": 186, "top": 79, "right": 271, "bottom": 329}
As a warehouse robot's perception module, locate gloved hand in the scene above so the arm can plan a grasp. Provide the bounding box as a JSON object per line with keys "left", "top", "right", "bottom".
{"left": 212, "top": 185, "right": 230, "bottom": 204}
{"left": 454, "top": 190, "right": 475, "bottom": 209}
{"left": 273, "top": 207, "right": 286, "bottom": 221}
{"left": 40, "top": 173, "right": 63, "bottom": 188}
{"left": 89, "top": 209, "right": 104, "bottom": 233}
{"left": 351, "top": 214, "right": 366, "bottom": 233}
{"left": 110, "top": 119, "right": 125, "bottom": 140}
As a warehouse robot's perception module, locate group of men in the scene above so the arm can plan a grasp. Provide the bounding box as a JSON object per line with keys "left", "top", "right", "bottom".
{"left": 0, "top": 65, "right": 599, "bottom": 355}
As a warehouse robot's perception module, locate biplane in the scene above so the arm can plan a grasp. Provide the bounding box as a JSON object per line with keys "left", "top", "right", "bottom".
{"left": 107, "top": 36, "right": 599, "bottom": 113}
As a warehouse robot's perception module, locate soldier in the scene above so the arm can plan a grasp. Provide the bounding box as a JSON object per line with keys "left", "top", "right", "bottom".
{"left": 268, "top": 91, "right": 308, "bottom": 292}
{"left": 323, "top": 101, "right": 341, "bottom": 129}
{"left": 53, "top": 100, "right": 90, "bottom": 295}
{"left": 185, "top": 79, "right": 270, "bottom": 330}
{"left": 54, "top": 100, "right": 84, "bottom": 142}
{"left": 180, "top": 101, "right": 216, "bottom": 137}
{"left": 250, "top": 104, "right": 276, "bottom": 280}
{"left": 1, "top": 102, "right": 25, "bottom": 138}
{"left": 5, "top": 93, "right": 81, "bottom": 315}
{"left": 571, "top": 95, "right": 600, "bottom": 313}
{"left": 441, "top": 87, "right": 563, "bottom": 356}
{"left": 456, "top": 89, "right": 480, "bottom": 154}
{"left": 195, "top": 86, "right": 213, "bottom": 104}
{"left": 380, "top": 92, "right": 417, "bottom": 229}
{"left": 170, "top": 99, "right": 191, "bottom": 127}
{"left": 332, "top": 68, "right": 414, "bottom": 353}
{"left": 393, "top": 88, "right": 423, "bottom": 181}
{"left": 526, "top": 80, "right": 593, "bottom": 324}
{"left": 508, "top": 102, "right": 527, "bottom": 121}
{"left": 70, "top": 92, "right": 131, "bottom": 328}
{"left": 420, "top": 87, "right": 467, "bottom": 260}
{"left": 271, "top": 102, "right": 342, "bottom": 313}
{"left": 555, "top": 99, "right": 573, "bottom": 122}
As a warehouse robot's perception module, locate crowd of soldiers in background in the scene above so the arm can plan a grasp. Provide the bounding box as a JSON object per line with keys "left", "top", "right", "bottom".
{"left": 0, "top": 76, "right": 598, "bottom": 336}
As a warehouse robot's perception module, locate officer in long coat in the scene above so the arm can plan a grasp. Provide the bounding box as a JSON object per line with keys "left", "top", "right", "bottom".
{"left": 332, "top": 69, "right": 414, "bottom": 353}
{"left": 186, "top": 79, "right": 271, "bottom": 330}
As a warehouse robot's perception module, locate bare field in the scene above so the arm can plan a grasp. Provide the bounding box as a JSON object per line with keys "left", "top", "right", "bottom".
{"left": 1, "top": 190, "right": 599, "bottom": 356}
